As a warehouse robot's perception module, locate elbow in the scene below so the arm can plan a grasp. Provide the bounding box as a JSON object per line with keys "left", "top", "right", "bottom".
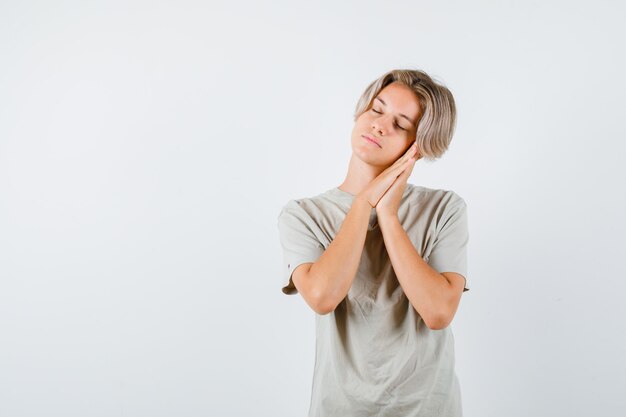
{"left": 424, "top": 297, "right": 459, "bottom": 330}
{"left": 425, "top": 313, "right": 452, "bottom": 331}
{"left": 297, "top": 267, "right": 339, "bottom": 315}
{"left": 310, "top": 288, "right": 339, "bottom": 315}
{"left": 314, "top": 305, "right": 335, "bottom": 315}
{"left": 312, "top": 295, "right": 338, "bottom": 315}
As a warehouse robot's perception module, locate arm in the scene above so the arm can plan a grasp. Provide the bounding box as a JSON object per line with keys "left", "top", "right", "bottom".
{"left": 377, "top": 213, "right": 465, "bottom": 330}
{"left": 292, "top": 195, "right": 372, "bottom": 315}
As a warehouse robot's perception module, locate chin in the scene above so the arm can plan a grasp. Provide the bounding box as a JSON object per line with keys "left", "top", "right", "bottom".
{"left": 355, "top": 150, "right": 390, "bottom": 168}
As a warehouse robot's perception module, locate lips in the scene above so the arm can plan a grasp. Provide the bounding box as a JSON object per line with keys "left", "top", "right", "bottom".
{"left": 362, "top": 134, "right": 381, "bottom": 148}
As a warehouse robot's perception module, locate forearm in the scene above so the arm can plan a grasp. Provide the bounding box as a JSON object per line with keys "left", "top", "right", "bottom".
{"left": 377, "top": 213, "right": 452, "bottom": 328}
{"left": 309, "top": 195, "right": 371, "bottom": 312}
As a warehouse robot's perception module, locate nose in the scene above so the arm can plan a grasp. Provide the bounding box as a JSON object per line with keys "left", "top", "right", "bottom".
{"left": 371, "top": 114, "right": 392, "bottom": 135}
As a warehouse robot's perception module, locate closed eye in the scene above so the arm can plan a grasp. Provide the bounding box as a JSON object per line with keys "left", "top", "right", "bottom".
{"left": 371, "top": 108, "right": 407, "bottom": 131}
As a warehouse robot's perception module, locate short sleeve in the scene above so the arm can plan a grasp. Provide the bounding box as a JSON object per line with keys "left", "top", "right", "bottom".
{"left": 277, "top": 200, "right": 326, "bottom": 295}
{"left": 427, "top": 198, "right": 470, "bottom": 292}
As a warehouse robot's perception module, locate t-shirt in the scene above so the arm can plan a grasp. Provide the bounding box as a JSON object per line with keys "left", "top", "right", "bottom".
{"left": 277, "top": 184, "right": 469, "bottom": 417}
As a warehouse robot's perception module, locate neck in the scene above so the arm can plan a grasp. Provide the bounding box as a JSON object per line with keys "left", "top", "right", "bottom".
{"left": 337, "top": 154, "right": 387, "bottom": 196}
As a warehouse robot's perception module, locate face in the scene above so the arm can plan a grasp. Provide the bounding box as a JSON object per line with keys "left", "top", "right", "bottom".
{"left": 350, "top": 81, "right": 421, "bottom": 168}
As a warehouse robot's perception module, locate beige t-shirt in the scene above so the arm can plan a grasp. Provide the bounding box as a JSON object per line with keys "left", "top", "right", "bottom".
{"left": 277, "top": 184, "right": 469, "bottom": 417}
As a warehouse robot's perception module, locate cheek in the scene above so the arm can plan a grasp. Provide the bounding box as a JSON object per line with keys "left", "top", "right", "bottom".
{"left": 360, "top": 113, "right": 374, "bottom": 124}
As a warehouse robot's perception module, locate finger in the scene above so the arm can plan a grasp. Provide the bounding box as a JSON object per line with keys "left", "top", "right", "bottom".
{"left": 388, "top": 161, "right": 413, "bottom": 184}
{"left": 403, "top": 155, "right": 416, "bottom": 167}
{"left": 376, "top": 146, "right": 418, "bottom": 189}
{"left": 401, "top": 157, "right": 415, "bottom": 177}
{"left": 389, "top": 156, "right": 416, "bottom": 178}
{"left": 406, "top": 157, "right": 416, "bottom": 174}
{"left": 388, "top": 144, "right": 417, "bottom": 168}
{"left": 401, "top": 145, "right": 418, "bottom": 166}
{"left": 398, "top": 144, "right": 417, "bottom": 162}
{"left": 389, "top": 159, "right": 413, "bottom": 191}
{"left": 389, "top": 146, "right": 418, "bottom": 172}
{"left": 384, "top": 158, "right": 409, "bottom": 177}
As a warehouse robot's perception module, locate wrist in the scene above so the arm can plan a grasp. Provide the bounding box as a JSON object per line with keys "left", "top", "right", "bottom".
{"left": 355, "top": 194, "right": 375, "bottom": 209}
{"left": 377, "top": 210, "right": 399, "bottom": 223}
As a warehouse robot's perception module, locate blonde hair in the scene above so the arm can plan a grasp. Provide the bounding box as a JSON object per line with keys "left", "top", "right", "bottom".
{"left": 354, "top": 69, "right": 457, "bottom": 161}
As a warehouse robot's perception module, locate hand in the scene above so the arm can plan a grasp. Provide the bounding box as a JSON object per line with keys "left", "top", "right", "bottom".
{"left": 357, "top": 142, "right": 419, "bottom": 208}
{"left": 376, "top": 147, "right": 420, "bottom": 218}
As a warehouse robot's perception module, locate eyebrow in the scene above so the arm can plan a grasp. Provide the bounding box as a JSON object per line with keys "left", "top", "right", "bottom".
{"left": 374, "top": 96, "right": 417, "bottom": 127}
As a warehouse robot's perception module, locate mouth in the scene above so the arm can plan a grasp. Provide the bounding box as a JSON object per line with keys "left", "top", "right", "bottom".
{"left": 362, "top": 134, "right": 381, "bottom": 148}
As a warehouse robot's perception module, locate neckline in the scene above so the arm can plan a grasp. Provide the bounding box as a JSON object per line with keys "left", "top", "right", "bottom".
{"left": 329, "top": 187, "right": 378, "bottom": 229}
{"left": 332, "top": 186, "right": 357, "bottom": 199}
{"left": 331, "top": 184, "right": 414, "bottom": 201}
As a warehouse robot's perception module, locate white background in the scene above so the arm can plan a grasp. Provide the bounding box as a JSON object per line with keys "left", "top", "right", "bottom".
{"left": 1, "top": 1, "right": 625, "bottom": 416}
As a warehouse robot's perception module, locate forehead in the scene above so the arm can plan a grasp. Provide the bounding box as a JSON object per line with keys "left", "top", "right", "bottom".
{"left": 375, "top": 82, "right": 421, "bottom": 120}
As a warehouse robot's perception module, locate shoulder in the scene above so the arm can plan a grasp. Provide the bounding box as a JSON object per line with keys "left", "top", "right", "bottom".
{"left": 406, "top": 183, "right": 467, "bottom": 208}
{"left": 277, "top": 189, "right": 334, "bottom": 221}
